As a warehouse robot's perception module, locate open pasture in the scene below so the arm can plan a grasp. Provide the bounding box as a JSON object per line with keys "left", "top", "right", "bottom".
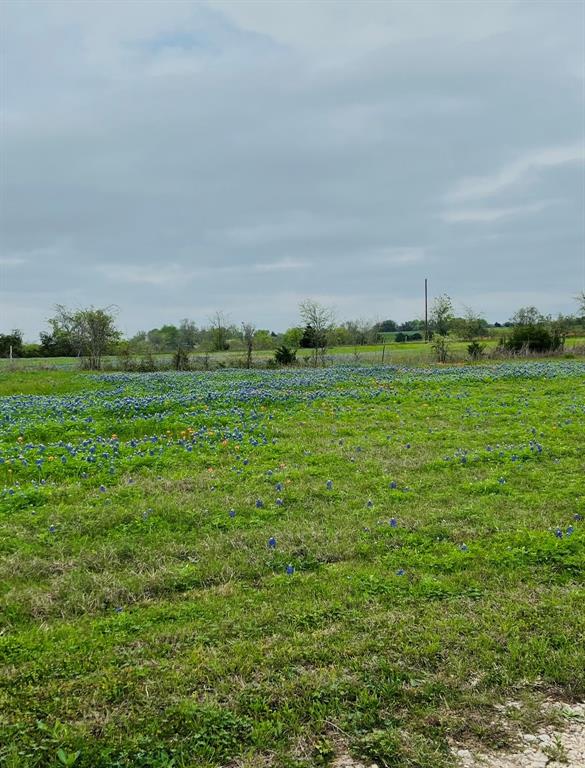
{"left": 2, "top": 337, "right": 585, "bottom": 372}
{"left": 1, "top": 362, "right": 584, "bottom": 767}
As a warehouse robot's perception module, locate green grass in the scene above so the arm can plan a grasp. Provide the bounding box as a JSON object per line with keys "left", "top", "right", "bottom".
{"left": 0, "top": 363, "right": 584, "bottom": 767}
{"left": 2, "top": 336, "right": 584, "bottom": 371}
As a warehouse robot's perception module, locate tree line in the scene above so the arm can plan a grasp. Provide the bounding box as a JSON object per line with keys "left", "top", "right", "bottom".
{"left": 2, "top": 292, "right": 584, "bottom": 369}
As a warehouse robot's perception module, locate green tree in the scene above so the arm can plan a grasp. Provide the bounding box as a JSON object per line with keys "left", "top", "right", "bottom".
{"left": 299, "top": 299, "right": 335, "bottom": 367}
{"left": 452, "top": 306, "right": 489, "bottom": 341}
{"left": 209, "top": 311, "right": 230, "bottom": 351}
{"left": 509, "top": 306, "right": 544, "bottom": 326}
{"left": 241, "top": 322, "right": 256, "bottom": 368}
{"left": 375, "top": 319, "right": 398, "bottom": 333}
{"left": 178, "top": 319, "right": 200, "bottom": 350}
{"left": 282, "top": 327, "right": 304, "bottom": 349}
{"left": 253, "top": 330, "right": 274, "bottom": 350}
{"left": 342, "top": 319, "right": 376, "bottom": 345}
{"left": 430, "top": 294, "right": 454, "bottom": 336}
{"left": 39, "top": 329, "right": 76, "bottom": 356}
{"left": 50, "top": 305, "right": 120, "bottom": 370}
{"left": 0, "top": 329, "right": 23, "bottom": 357}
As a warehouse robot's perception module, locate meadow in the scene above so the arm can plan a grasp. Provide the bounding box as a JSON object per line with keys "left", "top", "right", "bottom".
{"left": 0, "top": 361, "right": 584, "bottom": 767}
{"left": 1, "top": 335, "right": 585, "bottom": 372}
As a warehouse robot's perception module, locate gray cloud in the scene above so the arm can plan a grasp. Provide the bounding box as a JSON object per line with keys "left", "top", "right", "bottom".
{"left": 0, "top": 0, "right": 583, "bottom": 339}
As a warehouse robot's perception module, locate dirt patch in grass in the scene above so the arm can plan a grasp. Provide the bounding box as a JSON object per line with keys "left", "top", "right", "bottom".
{"left": 453, "top": 702, "right": 585, "bottom": 767}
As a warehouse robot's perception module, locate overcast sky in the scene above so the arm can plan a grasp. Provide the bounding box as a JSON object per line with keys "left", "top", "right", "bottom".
{"left": 1, "top": 0, "right": 584, "bottom": 339}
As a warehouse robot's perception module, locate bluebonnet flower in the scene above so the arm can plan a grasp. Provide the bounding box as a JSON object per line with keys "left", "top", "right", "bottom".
{"left": 575, "top": 513, "right": 583, "bottom": 521}
{"left": 566, "top": 525, "right": 574, "bottom": 536}
{"left": 326, "top": 480, "right": 333, "bottom": 490}
{"left": 554, "top": 528, "right": 563, "bottom": 539}
{"left": 389, "top": 481, "right": 397, "bottom": 489}
{"left": 459, "top": 544, "right": 469, "bottom": 552}
{"left": 275, "top": 482, "right": 283, "bottom": 492}
{"left": 286, "top": 564, "right": 295, "bottom": 575}
{"left": 114, "top": 607, "right": 123, "bottom": 613}
{"left": 229, "top": 509, "right": 236, "bottom": 518}
{"left": 268, "top": 537, "right": 276, "bottom": 549}
{"left": 276, "top": 498, "right": 283, "bottom": 506}
{"left": 48, "top": 525, "right": 56, "bottom": 533}
{"left": 255, "top": 499, "right": 264, "bottom": 509}
{"left": 389, "top": 518, "right": 397, "bottom": 528}
{"left": 396, "top": 568, "right": 405, "bottom": 576}
{"left": 498, "top": 477, "right": 506, "bottom": 485}
{"left": 406, "top": 443, "right": 411, "bottom": 449}
{"left": 266, "top": 470, "right": 273, "bottom": 476}
{"left": 367, "top": 499, "right": 373, "bottom": 508}
{"left": 99, "top": 485, "right": 106, "bottom": 493}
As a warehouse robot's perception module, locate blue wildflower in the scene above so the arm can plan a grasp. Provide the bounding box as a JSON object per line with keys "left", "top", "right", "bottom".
{"left": 268, "top": 537, "right": 276, "bottom": 549}
{"left": 255, "top": 499, "right": 264, "bottom": 509}
{"left": 229, "top": 509, "right": 236, "bottom": 518}
{"left": 389, "top": 518, "right": 397, "bottom": 528}
{"left": 286, "top": 564, "right": 295, "bottom": 575}
{"left": 554, "top": 528, "right": 563, "bottom": 539}
{"left": 396, "top": 568, "right": 405, "bottom": 576}
{"left": 326, "top": 480, "right": 333, "bottom": 490}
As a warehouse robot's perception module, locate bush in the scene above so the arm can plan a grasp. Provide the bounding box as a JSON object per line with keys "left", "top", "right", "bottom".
{"left": 172, "top": 348, "right": 190, "bottom": 371}
{"left": 395, "top": 332, "right": 406, "bottom": 343}
{"left": 137, "top": 353, "right": 157, "bottom": 372}
{"left": 22, "top": 343, "right": 42, "bottom": 358}
{"left": 467, "top": 341, "right": 486, "bottom": 360}
{"left": 431, "top": 335, "right": 450, "bottom": 362}
{"left": 273, "top": 345, "right": 296, "bottom": 366}
{"left": 118, "top": 348, "right": 134, "bottom": 371}
{"left": 504, "top": 324, "right": 562, "bottom": 353}
{"left": 410, "top": 332, "right": 423, "bottom": 341}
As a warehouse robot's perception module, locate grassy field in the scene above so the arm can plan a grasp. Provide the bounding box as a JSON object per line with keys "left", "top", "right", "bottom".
{"left": 1, "top": 336, "right": 585, "bottom": 371}
{"left": 1, "top": 362, "right": 584, "bottom": 767}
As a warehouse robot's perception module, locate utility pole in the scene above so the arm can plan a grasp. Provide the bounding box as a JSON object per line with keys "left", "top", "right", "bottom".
{"left": 424, "top": 278, "right": 428, "bottom": 342}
